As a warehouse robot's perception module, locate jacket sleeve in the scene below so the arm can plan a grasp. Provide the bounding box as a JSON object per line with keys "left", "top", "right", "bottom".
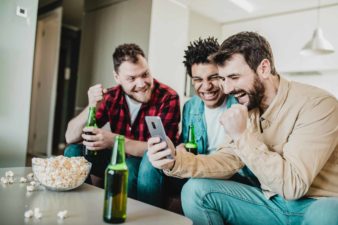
{"left": 165, "top": 138, "right": 244, "bottom": 179}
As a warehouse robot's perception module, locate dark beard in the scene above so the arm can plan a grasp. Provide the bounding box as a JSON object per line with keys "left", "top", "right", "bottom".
{"left": 230, "top": 76, "right": 265, "bottom": 111}
{"left": 246, "top": 77, "right": 265, "bottom": 110}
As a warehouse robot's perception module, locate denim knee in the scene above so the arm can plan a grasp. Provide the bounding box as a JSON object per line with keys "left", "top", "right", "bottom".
{"left": 303, "top": 197, "right": 338, "bottom": 225}
{"left": 64, "top": 144, "right": 84, "bottom": 157}
{"left": 126, "top": 156, "right": 141, "bottom": 199}
{"left": 137, "top": 153, "right": 164, "bottom": 207}
{"left": 138, "top": 153, "right": 162, "bottom": 180}
{"left": 181, "top": 179, "right": 204, "bottom": 213}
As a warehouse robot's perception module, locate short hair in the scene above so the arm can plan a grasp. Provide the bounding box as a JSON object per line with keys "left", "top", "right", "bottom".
{"left": 183, "top": 37, "right": 219, "bottom": 77}
{"left": 211, "top": 32, "right": 277, "bottom": 75}
{"left": 112, "top": 43, "right": 145, "bottom": 73}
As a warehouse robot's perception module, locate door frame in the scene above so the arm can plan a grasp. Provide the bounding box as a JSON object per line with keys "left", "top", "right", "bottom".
{"left": 28, "top": 7, "right": 62, "bottom": 157}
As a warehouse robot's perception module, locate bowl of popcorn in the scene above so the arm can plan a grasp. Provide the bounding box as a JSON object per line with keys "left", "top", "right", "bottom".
{"left": 32, "top": 156, "right": 91, "bottom": 191}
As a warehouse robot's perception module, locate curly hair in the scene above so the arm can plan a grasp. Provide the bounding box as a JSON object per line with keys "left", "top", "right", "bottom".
{"left": 211, "top": 32, "right": 278, "bottom": 75}
{"left": 112, "top": 43, "right": 145, "bottom": 73}
{"left": 183, "top": 37, "right": 219, "bottom": 77}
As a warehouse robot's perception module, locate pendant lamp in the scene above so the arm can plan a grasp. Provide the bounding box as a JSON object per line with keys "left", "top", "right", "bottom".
{"left": 300, "top": 0, "right": 335, "bottom": 55}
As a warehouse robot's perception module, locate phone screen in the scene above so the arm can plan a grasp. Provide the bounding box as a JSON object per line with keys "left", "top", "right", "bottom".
{"left": 145, "top": 116, "right": 173, "bottom": 159}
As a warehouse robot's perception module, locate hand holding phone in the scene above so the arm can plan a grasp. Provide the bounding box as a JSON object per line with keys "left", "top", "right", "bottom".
{"left": 145, "top": 116, "right": 173, "bottom": 159}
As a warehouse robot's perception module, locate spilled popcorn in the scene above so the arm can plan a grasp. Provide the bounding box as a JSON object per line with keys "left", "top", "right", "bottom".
{"left": 27, "top": 173, "right": 34, "bottom": 181}
{"left": 1, "top": 170, "right": 15, "bottom": 184}
{"left": 26, "top": 179, "right": 41, "bottom": 192}
{"left": 25, "top": 208, "right": 69, "bottom": 221}
{"left": 26, "top": 185, "right": 35, "bottom": 192}
{"left": 20, "top": 177, "right": 28, "bottom": 183}
{"left": 34, "top": 208, "right": 42, "bottom": 219}
{"left": 5, "top": 170, "right": 14, "bottom": 178}
{"left": 1, "top": 176, "right": 14, "bottom": 184}
{"left": 24, "top": 208, "right": 42, "bottom": 219}
{"left": 1, "top": 177, "right": 9, "bottom": 184}
{"left": 24, "top": 210, "right": 34, "bottom": 218}
{"left": 57, "top": 210, "right": 68, "bottom": 220}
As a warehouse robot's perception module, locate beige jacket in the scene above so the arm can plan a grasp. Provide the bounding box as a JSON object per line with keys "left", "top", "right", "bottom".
{"left": 166, "top": 76, "right": 338, "bottom": 200}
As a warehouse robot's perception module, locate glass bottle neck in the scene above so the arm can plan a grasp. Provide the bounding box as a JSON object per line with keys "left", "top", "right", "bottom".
{"left": 86, "top": 107, "right": 97, "bottom": 127}
{"left": 110, "top": 136, "right": 126, "bottom": 168}
{"left": 188, "top": 125, "right": 196, "bottom": 143}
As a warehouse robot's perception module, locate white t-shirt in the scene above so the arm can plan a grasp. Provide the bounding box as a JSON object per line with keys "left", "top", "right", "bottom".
{"left": 204, "top": 101, "right": 227, "bottom": 154}
{"left": 125, "top": 94, "right": 142, "bottom": 124}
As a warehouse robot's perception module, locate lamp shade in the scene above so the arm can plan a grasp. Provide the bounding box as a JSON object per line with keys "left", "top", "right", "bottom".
{"left": 301, "top": 28, "right": 335, "bottom": 55}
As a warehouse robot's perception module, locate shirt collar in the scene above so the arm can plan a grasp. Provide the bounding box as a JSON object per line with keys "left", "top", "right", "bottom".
{"left": 260, "top": 75, "right": 290, "bottom": 124}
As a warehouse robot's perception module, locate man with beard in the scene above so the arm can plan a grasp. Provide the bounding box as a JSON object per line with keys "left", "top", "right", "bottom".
{"left": 65, "top": 43, "right": 180, "bottom": 207}
{"left": 139, "top": 37, "right": 238, "bottom": 208}
{"left": 147, "top": 32, "right": 338, "bottom": 225}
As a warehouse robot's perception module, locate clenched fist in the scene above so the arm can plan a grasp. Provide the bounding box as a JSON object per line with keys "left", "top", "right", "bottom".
{"left": 88, "top": 84, "right": 107, "bottom": 107}
{"left": 219, "top": 104, "right": 248, "bottom": 141}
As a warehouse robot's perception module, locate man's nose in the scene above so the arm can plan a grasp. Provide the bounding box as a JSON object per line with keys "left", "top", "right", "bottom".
{"left": 136, "top": 78, "right": 146, "bottom": 88}
{"left": 222, "top": 81, "right": 234, "bottom": 95}
{"left": 201, "top": 80, "right": 212, "bottom": 90}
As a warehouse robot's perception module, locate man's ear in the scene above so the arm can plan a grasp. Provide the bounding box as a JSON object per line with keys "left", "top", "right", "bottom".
{"left": 257, "top": 59, "right": 271, "bottom": 79}
{"left": 113, "top": 71, "right": 120, "bottom": 84}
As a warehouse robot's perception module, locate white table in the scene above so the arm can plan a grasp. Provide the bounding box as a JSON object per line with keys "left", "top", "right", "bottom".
{"left": 0, "top": 167, "right": 192, "bottom": 225}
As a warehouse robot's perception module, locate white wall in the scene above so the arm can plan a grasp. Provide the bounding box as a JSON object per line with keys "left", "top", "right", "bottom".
{"left": 0, "top": 0, "right": 38, "bottom": 167}
{"left": 221, "top": 6, "right": 338, "bottom": 97}
{"left": 283, "top": 71, "right": 338, "bottom": 98}
{"left": 148, "top": 0, "right": 189, "bottom": 100}
{"left": 184, "top": 10, "right": 222, "bottom": 102}
{"left": 188, "top": 10, "right": 222, "bottom": 41}
{"left": 76, "top": 0, "right": 152, "bottom": 108}
{"left": 76, "top": 0, "right": 224, "bottom": 109}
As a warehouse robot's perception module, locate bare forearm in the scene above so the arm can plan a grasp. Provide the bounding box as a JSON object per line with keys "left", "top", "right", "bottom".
{"left": 125, "top": 138, "right": 148, "bottom": 157}
{"left": 65, "top": 106, "right": 89, "bottom": 143}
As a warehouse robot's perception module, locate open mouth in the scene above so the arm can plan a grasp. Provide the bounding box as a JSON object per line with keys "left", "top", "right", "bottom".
{"left": 134, "top": 87, "right": 149, "bottom": 93}
{"left": 233, "top": 91, "right": 248, "bottom": 104}
{"left": 200, "top": 90, "right": 219, "bottom": 100}
{"left": 234, "top": 91, "right": 246, "bottom": 99}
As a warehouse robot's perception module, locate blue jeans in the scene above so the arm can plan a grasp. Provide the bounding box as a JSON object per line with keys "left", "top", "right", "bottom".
{"left": 126, "top": 153, "right": 166, "bottom": 207}
{"left": 181, "top": 177, "right": 338, "bottom": 225}
{"left": 303, "top": 197, "right": 338, "bottom": 225}
{"left": 64, "top": 144, "right": 166, "bottom": 207}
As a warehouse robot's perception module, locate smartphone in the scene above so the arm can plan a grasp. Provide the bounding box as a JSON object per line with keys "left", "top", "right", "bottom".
{"left": 145, "top": 116, "right": 173, "bottom": 159}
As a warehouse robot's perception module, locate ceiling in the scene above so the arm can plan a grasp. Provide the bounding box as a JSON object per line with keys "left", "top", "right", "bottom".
{"left": 39, "top": 0, "right": 338, "bottom": 27}
{"left": 175, "top": 0, "right": 338, "bottom": 24}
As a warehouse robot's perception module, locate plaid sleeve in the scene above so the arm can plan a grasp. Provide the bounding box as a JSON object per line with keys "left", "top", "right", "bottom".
{"left": 159, "top": 94, "right": 181, "bottom": 146}
{"left": 95, "top": 97, "right": 109, "bottom": 128}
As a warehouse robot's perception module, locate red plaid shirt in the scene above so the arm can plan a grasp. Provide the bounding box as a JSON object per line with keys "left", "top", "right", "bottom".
{"left": 96, "top": 79, "right": 180, "bottom": 145}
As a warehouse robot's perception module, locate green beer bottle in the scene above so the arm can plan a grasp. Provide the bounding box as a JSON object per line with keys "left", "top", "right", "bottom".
{"left": 84, "top": 106, "right": 98, "bottom": 156}
{"left": 185, "top": 124, "right": 198, "bottom": 155}
{"left": 103, "top": 135, "right": 128, "bottom": 224}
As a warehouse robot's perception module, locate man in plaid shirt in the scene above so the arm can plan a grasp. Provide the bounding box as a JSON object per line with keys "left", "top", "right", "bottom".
{"left": 65, "top": 43, "right": 180, "bottom": 206}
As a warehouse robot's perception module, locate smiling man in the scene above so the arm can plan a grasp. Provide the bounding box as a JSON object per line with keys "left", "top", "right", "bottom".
{"left": 147, "top": 32, "right": 338, "bottom": 225}
{"left": 181, "top": 37, "right": 237, "bottom": 154}
{"left": 65, "top": 43, "right": 180, "bottom": 206}
{"left": 139, "top": 38, "right": 237, "bottom": 208}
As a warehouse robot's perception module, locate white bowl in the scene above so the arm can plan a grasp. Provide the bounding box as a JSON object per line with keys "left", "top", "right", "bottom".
{"left": 32, "top": 156, "right": 91, "bottom": 191}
